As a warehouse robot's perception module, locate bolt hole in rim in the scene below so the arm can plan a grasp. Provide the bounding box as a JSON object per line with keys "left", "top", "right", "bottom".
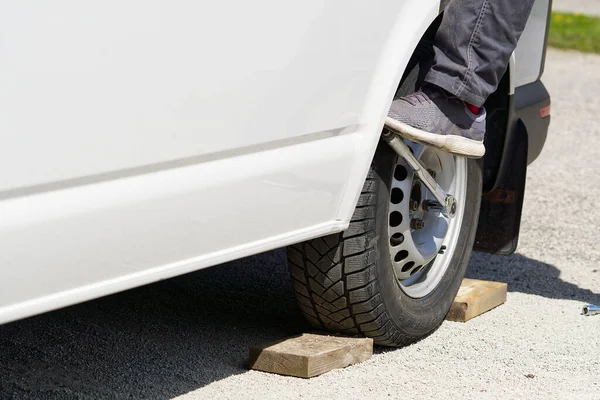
{"left": 390, "top": 232, "right": 404, "bottom": 247}
{"left": 391, "top": 188, "right": 404, "bottom": 204}
{"left": 387, "top": 142, "right": 467, "bottom": 298}
{"left": 394, "top": 250, "right": 409, "bottom": 262}
{"left": 389, "top": 211, "right": 403, "bottom": 227}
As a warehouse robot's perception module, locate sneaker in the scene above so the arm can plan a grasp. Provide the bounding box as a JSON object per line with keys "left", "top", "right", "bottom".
{"left": 386, "top": 84, "right": 486, "bottom": 158}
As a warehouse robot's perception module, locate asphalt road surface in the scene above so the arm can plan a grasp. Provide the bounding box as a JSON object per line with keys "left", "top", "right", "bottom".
{"left": 1, "top": 49, "right": 599, "bottom": 400}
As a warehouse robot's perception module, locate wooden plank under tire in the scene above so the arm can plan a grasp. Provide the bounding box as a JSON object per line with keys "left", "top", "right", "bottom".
{"left": 446, "top": 278, "right": 508, "bottom": 322}
{"left": 249, "top": 333, "right": 372, "bottom": 378}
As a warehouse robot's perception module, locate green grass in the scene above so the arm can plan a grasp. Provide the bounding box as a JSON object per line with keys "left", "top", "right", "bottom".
{"left": 548, "top": 12, "right": 600, "bottom": 53}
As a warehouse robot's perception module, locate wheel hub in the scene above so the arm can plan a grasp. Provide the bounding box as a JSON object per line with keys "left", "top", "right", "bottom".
{"left": 387, "top": 142, "right": 467, "bottom": 298}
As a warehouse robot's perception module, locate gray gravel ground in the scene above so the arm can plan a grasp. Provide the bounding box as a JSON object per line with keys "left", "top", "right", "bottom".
{"left": 0, "top": 48, "right": 599, "bottom": 400}
{"left": 553, "top": 0, "right": 600, "bottom": 16}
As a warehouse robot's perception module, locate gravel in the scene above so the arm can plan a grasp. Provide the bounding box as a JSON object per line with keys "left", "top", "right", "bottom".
{"left": 553, "top": 0, "right": 600, "bottom": 16}
{"left": 0, "top": 49, "right": 599, "bottom": 400}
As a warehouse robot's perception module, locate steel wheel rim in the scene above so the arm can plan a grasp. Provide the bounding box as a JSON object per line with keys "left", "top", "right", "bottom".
{"left": 387, "top": 142, "right": 468, "bottom": 298}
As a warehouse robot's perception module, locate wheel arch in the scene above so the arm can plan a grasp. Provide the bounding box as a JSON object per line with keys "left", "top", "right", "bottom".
{"left": 334, "top": 2, "right": 550, "bottom": 255}
{"left": 334, "top": 2, "right": 443, "bottom": 224}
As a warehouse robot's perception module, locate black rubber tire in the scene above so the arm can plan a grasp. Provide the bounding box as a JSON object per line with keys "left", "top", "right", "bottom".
{"left": 287, "top": 144, "right": 482, "bottom": 346}
{"left": 287, "top": 44, "right": 482, "bottom": 346}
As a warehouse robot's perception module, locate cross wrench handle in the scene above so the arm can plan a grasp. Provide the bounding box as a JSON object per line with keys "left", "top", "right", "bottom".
{"left": 382, "top": 127, "right": 457, "bottom": 218}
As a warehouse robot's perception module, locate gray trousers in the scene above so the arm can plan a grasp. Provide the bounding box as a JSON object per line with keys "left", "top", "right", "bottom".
{"left": 425, "top": 0, "right": 536, "bottom": 107}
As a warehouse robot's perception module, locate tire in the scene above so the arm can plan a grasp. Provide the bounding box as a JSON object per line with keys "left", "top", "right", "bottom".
{"left": 287, "top": 59, "right": 482, "bottom": 345}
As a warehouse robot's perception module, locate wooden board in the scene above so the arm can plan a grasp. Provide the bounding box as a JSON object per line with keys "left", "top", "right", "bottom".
{"left": 249, "top": 333, "right": 373, "bottom": 378}
{"left": 446, "top": 278, "right": 507, "bottom": 322}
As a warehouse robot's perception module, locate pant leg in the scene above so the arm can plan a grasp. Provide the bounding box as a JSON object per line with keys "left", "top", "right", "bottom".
{"left": 425, "top": 0, "right": 535, "bottom": 107}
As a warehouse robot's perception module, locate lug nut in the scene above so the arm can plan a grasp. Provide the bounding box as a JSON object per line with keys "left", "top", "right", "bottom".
{"left": 409, "top": 200, "right": 419, "bottom": 212}
{"left": 410, "top": 219, "right": 425, "bottom": 230}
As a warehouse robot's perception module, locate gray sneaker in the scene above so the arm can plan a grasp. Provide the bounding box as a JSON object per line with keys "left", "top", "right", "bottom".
{"left": 386, "top": 85, "right": 486, "bottom": 158}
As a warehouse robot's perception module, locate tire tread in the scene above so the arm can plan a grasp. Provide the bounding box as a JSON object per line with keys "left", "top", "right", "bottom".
{"left": 287, "top": 169, "right": 412, "bottom": 346}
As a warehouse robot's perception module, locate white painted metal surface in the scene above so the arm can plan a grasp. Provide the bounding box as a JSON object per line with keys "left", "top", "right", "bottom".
{"left": 0, "top": 0, "right": 441, "bottom": 324}
{"left": 514, "top": 0, "right": 551, "bottom": 87}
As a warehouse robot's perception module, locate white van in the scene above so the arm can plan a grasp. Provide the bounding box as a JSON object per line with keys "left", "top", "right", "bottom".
{"left": 0, "top": 0, "right": 551, "bottom": 345}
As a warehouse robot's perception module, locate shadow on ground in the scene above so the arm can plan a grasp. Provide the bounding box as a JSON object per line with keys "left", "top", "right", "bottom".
{"left": 0, "top": 249, "right": 597, "bottom": 399}
{"left": 467, "top": 252, "right": 600, "bottom": 305}
{"left": 0, "top": 250, "right": 305, "bottom": 399}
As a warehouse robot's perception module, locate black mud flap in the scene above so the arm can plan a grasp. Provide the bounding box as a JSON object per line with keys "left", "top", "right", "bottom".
{"left": 473, "top": 124, "right": 528, "bottom": 255}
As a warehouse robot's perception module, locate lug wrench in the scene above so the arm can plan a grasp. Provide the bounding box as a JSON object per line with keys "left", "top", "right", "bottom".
{"left": 382, "top": 117, "right": 457, "bottom": 218}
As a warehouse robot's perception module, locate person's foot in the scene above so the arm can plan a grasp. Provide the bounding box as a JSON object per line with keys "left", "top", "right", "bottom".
{"left": 386, "top": 84, "right": 486, "bottom": 158}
